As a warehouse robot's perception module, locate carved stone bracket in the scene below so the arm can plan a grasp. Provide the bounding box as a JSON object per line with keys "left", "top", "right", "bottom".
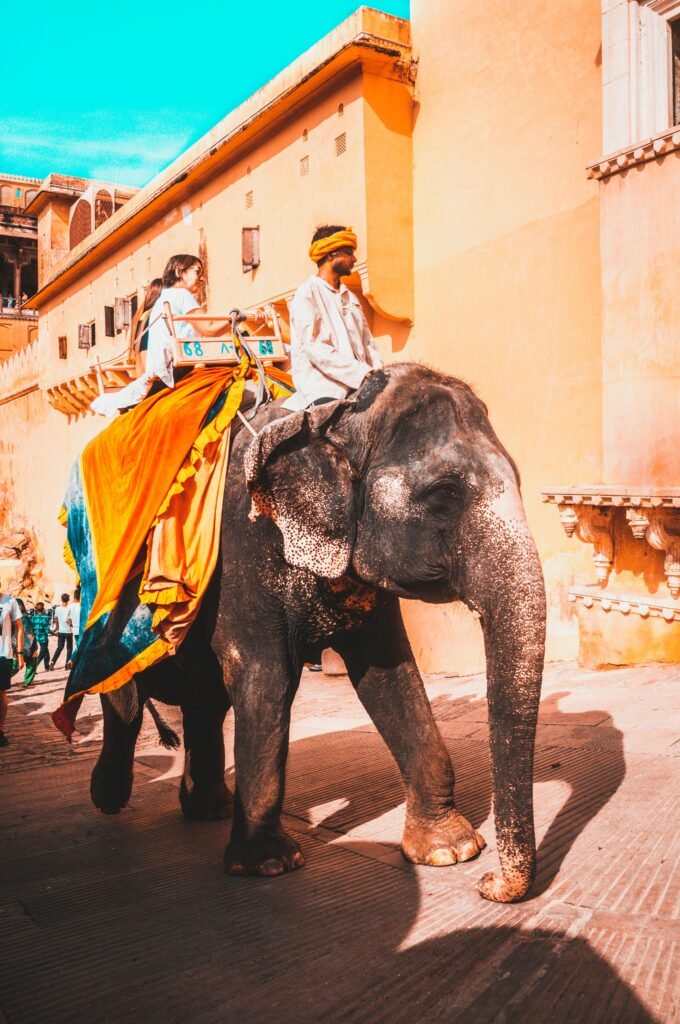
{"left": 573, "top": 507, "right": 614, "bottom": 587}
{"left": 555, "top": 502, "right": 614, "bottom": 585}
{"left": 543, "top": 487, "right": 680, "bottom": 603}
{"left": 644, "top": 511, "right": 680, "bottom": 599}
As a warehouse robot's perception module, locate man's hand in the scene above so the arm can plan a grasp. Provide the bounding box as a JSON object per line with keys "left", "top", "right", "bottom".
{"left": 16, "top": 653, "right": 24, "bottom": 669}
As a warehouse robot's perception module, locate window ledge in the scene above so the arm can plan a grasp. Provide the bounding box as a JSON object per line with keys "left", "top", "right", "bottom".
{"left": 587, "top": 126, "right": 680, "bottom": 180}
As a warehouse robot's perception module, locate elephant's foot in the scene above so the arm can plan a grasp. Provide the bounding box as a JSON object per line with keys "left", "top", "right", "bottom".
{"left": 402, "top": 808, "right": 486, "bottom": 866}
{"left": 180, "top": 777, "right": 234, "bottom": 820}
{"left": 224, "top": 829, "right": 305, "bottom": 877}
{"left": 90, "top": 756, "right": 133, "bottom": 815}
{"left": 478, "top": 869, "right": 532, "bottom": 903}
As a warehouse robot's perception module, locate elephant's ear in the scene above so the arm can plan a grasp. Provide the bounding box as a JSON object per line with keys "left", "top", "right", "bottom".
{"left": 244, "top": 401, "right": 356, "bottom": 578}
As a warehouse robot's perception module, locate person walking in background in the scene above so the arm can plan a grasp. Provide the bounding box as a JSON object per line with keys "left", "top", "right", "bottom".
{"left": 50, "top": 594, "right": 73, "bottom": 670}
{"left": 16, "top": 598, "right": 38, "bottom": 686}
{"left": 31, "top": 602, "right": 52, "bottom": 673}
{"left": 66, "top": 587, "right": 81, "bottom": 669}
{"left": 0, "top": 591, "right": 24, "bottom": 746}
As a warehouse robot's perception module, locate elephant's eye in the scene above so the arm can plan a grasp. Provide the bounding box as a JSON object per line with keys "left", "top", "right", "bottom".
{"left": 419, "top": 476, "right": 465, "bottom": 504}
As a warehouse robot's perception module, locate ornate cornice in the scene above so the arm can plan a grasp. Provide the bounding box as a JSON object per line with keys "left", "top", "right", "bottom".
{"left": 587, "top": 127, "right": 680, "bottom": 180}
{"left": 543, "top": 486, "right": 680, "bottom": 607}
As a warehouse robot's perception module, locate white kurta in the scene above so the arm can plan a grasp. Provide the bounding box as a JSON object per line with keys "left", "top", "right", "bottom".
{"left": 284, "top": 276, "right": 382, "bottom": 410}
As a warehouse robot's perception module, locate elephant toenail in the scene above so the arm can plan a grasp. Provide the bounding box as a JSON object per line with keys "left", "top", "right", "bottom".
{"left": 259, "top": 859, "right": 285, "bottom": 876}
{"left": 457, "top": 841, "right": 480, "bottom": 862}
{"left": 430, "top": 848, "right": 457, "bottom": 866}
{"left": 293, "top": 852, "right": 305, "bottom": 868}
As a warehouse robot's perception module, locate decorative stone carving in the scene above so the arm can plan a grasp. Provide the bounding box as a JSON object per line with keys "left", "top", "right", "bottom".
{"left": 625, "top": 507, "right": 650, "bottom": 540}
{"left": 645, "top": 511, "right": 680, "bottom": 599}
{"left": 572, "top": 507, "right": 614, "bottom": 587}
{"left": 586, "top": 126, "right": 680, "bottom": 181}
{"left": 543, "top": 487, "right": 680, "bottom": 607}
{"left": 551, "top": 498, "right": 614, "bottom": 586}
{"left": 568, "top": 587, "right": 680, "bottom": 623}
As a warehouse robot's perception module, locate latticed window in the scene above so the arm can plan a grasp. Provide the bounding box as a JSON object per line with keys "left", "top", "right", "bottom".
{"left": 69, "top": 199, "right": 92, "bottom": 249}
{"left": 335, "top": 132, "right": 347, "bottom": 156}
{"left": 94, "top": 190, "right": 113, "bottom": 228}
{"left": 300, "top": 155, "right": 310, "bottom": 176}
{"left": 0, "top": 186, "right": 13, "bottom": 206}
{"left": 58, "top": 336, "right": 67, "bottom": 359}
{"left": 24, "top": 190, "right": 37, "bottom": 207}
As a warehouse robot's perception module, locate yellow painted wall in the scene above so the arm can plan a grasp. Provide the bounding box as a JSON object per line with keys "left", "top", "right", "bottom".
{"left": 600, "top": 157, "right": 680, "bottom": 485}
{"left": 404, "top": 0, "right": 604, "bottom": 670}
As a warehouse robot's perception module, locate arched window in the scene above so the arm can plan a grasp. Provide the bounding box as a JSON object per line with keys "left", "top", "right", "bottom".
{"left": 94, "top": 189, "right": 113, "bottom": 228}
{"left": 69, "top": 199, "right": 92, "bottom": 249}
{"left": 0, "top": 186, "right": 13, "bottom": 206}
{"left": 24, "top": 189, "right": 37, "bottom": 207}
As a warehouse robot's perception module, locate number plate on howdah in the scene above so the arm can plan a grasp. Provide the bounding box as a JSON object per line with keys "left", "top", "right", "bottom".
{"left": 173, "top": 336, "right": 286, "bottom": 366}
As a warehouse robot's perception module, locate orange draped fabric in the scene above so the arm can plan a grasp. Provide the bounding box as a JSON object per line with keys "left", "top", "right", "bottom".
{"left": 84, "top": 366, "right": 241, "bottom": 632}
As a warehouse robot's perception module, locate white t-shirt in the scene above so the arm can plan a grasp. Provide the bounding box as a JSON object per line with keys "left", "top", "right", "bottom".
{"left": 69, "top": 601, "right": 81, "bottom": 636}
{"left": 90, "top": 286, "right": 201, "bottom": 417}
{"left": 0, "top": 595, "right": 22, "bottom": 660}
{"left": 146, "top": 287, "right": 200, "bottom": 388}
{"left": 54, "top": 605, "right": 72, "bottom": 634}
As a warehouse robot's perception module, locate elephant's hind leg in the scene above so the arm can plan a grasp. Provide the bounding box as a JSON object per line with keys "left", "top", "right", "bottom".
{"left": 91, "top": 688, "right": 143, "bottom": 814}
{"left": 180, "top": 697, "right": 234, "bottom": 820}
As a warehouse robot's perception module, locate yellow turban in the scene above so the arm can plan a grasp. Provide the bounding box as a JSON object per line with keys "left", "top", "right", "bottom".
{"left": 308, "top": 228, "right": 357, "bottom": 264}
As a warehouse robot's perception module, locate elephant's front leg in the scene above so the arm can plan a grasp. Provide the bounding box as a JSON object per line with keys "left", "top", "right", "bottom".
{"left": 337, "top": 601, "right": 485, "bottom": 867}
{"left": 223, "top": 663, "right": 304, "bottom": 877}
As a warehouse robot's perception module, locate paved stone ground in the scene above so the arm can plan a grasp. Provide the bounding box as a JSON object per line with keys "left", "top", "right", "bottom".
{"left": 1, "top": 660, "right": 679, "bottom": 1023}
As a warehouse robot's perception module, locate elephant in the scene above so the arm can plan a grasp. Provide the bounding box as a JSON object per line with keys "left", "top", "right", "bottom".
{"left": 90, "top": 363, "right": 546, "bottom": 903}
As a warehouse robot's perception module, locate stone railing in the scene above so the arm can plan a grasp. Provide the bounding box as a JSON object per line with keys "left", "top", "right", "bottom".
{"left": 542, "top": 486, "right": 680, "bottom": 617}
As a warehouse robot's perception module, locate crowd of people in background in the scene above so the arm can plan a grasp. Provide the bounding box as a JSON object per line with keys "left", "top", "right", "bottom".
{"left": 0, "top": 588, "right": 81, "bottom": 747}
{"left": 14, "top": 588, "right": 80, "bottom": 684}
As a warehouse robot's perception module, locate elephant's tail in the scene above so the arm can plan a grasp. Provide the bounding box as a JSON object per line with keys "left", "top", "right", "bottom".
{"left": 145, "top": 700, "right": 181, "bottom": 750}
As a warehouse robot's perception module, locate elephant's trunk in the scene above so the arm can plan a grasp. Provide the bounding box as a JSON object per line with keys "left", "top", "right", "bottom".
{"left": 463, "top": 475, "right": 546, "bottom": 902}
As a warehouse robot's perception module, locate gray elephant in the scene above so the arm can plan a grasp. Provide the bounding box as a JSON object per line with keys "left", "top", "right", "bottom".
{"left": 91, "top": 364, "right": 546, "bottom": 903}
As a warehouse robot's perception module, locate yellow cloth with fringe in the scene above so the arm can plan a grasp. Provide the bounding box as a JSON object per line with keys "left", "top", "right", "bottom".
{"left": 80, "top": 363, "right": 290, "bottom": 670}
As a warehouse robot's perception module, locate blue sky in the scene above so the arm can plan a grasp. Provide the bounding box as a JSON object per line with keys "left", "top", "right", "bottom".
{"left": 1, "top": 1, "right": 409, "bottom": 188}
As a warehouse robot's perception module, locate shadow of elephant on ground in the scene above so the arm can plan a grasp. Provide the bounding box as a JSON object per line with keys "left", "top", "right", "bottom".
{"left": 16, "top": 811, "right": 656, "bottom": 1024}
{"left": 261, "top": 685, "right": 625, "bottom": 898}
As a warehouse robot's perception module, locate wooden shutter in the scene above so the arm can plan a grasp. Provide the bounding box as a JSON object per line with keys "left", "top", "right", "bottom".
{"left": 58, "top": 336, "right": 67, "bottom": 359}
{"left": 242, "top": 227, "right": 260, "bottom": 272}
{"left": 77, "top": 323, "right": 95, "bottom": 349}
{"left": 114, "top": 297, "right": 131, "bottom": 332}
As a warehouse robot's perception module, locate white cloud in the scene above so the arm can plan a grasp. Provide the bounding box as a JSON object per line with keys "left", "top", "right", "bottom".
{"left": 0, "top": 112, "right": 195, "bottom": 187}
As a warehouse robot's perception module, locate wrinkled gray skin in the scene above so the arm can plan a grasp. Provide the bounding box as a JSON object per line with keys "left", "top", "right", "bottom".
{"left": 91, "top": 364, "right": 546, "bottom": 903}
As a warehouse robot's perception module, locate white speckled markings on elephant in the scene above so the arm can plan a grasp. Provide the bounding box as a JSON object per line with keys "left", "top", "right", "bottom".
{"left": 371, "top": 471, "right": 415, "bottom": 521}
